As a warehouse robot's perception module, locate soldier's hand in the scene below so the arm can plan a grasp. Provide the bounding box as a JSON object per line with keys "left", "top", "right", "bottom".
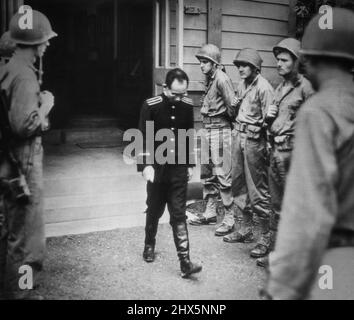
{"left": 267, "top": 104, "right": 278, "bottom": 118}
{"left": 188, "top": 167, "right": 193, "bottom": 181}
{"left": 142, "top": 166, "right": 155, "bottom": 183}
{"left": 40, "top": 91, "right": 55, "bottom": 115}
{"left": 232, "top": 96, "right": 241, "bottom": 107}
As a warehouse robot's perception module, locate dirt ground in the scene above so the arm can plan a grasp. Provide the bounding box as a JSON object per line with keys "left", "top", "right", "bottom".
{"left": 37, "top": 219, "right": 266, "bottom": 300}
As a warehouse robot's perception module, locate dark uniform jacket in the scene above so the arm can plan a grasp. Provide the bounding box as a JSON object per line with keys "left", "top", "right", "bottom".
{"left": 137, "top": 94, "right": 195, "bottom": 183}
{"left": 266, "top": 77, "right": 354, "bottom": 299}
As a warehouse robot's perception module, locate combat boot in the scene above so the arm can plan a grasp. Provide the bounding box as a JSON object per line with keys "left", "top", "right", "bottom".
{"left": 189, "top": 196, "right": 217, "bottom": 226}
{"left": 223, "top": 210, "right": 254, "bottom": 243}
{"left": 250, "top": 217, "right": 271, "bottom": 258}
{"left": 172, "top": 221, "right": 202, "bottom": 278}
{"left": 256, "top": 213, "right": 279, "bottom": 267}
{"left": 215, "top": 205, "right": 235, "bottom": 236}
{"left": 143, "top": 215, "right": 158, "bottom": 263}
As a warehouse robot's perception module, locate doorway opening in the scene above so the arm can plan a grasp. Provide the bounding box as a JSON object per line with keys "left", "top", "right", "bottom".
{"left": 26, "top": 0, "right": 153, "bottom": 129}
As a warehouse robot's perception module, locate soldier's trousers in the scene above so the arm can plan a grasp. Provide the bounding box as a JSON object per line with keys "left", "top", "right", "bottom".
{"left": 200, "top": 127, "right": 233, "bottom": 207}
{"left": 268, "top": 147, "right": 292, "bottom": 218}
{"left": 0, "top": 137, "right": 45, "bottom": 299}
{"left": 232, "top": 130, "right": 272, "bottom": 219}
{"left": 145, "top": 165, "right": 188, "bottom": 245}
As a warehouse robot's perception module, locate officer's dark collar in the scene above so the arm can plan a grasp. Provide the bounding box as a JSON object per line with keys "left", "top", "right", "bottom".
{"left": 162, "top": 93, "right": 176, "bottom": 105}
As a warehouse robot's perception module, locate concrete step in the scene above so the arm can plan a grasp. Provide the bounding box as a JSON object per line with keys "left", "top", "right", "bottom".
{"left": 67, "top": 116, "right": 120, "bottom": 128}
{"left": 44, "top": 190, "right": 145, "bottom": 211}
{"left": 45, "top": 211, "right": 170, "bottom": 238}
{"left": 45, "top": 199, "right": 147, "bottom": 224}
{"left": 43, "top": 127, "right": 124, "bottom": 145}
{"left": 43, "top": 174, "right": 144, "bottom": 197}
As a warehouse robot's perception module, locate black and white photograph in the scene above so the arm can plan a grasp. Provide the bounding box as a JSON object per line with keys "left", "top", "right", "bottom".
{"left": 1, "top": 0, "right": 354, "bottom": 304}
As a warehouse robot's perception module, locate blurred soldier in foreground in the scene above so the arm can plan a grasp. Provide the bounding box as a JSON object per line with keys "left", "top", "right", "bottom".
{"left": 190, "top": 44, "right": 236, "bottom": 237}
{"left": 263, "top": 8, "right": 354, "bottom": 299}
{"left": 224, "top": 48, "right": 274, "bottom": 259}
{"left": 0, "top": 32, "right": 16, "bottom": 66}
{"left": 0, "top": 10, "right": 57, "bottom": 299}
{"left": 137, "top": 68, "right": 202, "bottom": 278}
{"left": 256, "top": 38, "right": 314, "bottom": 268}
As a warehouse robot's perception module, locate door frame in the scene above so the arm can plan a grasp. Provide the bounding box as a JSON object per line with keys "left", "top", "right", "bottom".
{"left": 152, "top": 0, "right": 184, "bottom": 95}
{"left": 1, "top": 0, "right": 24, "bottom": 34}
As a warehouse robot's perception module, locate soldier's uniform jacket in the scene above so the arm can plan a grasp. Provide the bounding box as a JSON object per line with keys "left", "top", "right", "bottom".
{"left": 236, "top": 74, "right": 274, "bottom": 126}
{"left": 0, "top": 52, "right": 42, "bottom": 140}
{"left": 201, "top": 68, "right": 235, "bottom": 119}
{"left": 0, "top": 51, "right": 46, "bottom": 298}
{"left": 266, "top": 77, "right": 354, "bottom": 299}
{"left": 269, "top": 74, "right": 314, "bottom": 137}
{"left": 0, "top": 52, "right": 42, "bottom": 173}
{"left": 137, "top": 94, "right": 195, "bottom": 183}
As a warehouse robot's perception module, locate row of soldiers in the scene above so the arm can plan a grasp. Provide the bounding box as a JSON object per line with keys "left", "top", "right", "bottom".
{"left": 189, "top": 39, "right": 314, "bottom": 268}
{"left": 139, "top": 8, "right": 354, "bottom": 299}
{"left": 138, "top": 34, "right": 312, "bottom": 276}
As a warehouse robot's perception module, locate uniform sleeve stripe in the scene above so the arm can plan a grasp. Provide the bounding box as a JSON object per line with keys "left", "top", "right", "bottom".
{"left": 146, "top": 96, "right": 162, "bottom": 105}
{"left": 182, "top": 97, "right": 194, "bottom": 106}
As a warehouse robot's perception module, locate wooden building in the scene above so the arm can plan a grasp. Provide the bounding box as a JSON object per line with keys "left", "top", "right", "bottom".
{"left": 1, "top": 0, "right": 296, "bottom": 129}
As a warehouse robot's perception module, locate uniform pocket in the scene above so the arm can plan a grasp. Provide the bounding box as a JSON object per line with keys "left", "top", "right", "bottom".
{"left": 246, "top": 125, "right": 262, "bottom": 140}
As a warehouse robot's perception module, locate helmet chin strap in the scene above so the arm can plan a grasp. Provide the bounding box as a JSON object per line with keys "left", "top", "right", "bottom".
{"left": 38, "top": 55, "right": 43, "bottom": 88}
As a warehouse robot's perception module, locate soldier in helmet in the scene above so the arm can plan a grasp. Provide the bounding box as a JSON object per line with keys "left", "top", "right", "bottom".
{"left": 263, "top": 8, "right": 354, "bottom": 299}
{"left": 223, "top": 48, "right": 274, "bottom": 259}
{"left": 189, "top": 44, "right": 236, "bottom": 237}
{"left": 0, "top": 9, "right": 57, "bottom": 299}
{"left": 256, "top": 38, "right": 314, "bottom": 268}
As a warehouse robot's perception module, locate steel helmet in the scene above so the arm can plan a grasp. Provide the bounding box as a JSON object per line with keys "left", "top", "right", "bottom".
{"left": 300, "top": 8, "right": 354, "bottom": 61}
{"left": 0, "top": 31, "right": 16, "bottom": 57}
{"left": 9, "top": 9, "right": 57, "bottom": 45}
{"left": 195, "top": 44, "right": 221, "bottom": 65}
{"left": 273, "top": 38, "right": 300, "bottom": 59}
{"left": 233, "top": 48, "right": 263, "bottom": 70}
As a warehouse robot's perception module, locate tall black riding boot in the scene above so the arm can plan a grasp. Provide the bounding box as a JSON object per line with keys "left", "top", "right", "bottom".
{"left": 172, "top": 221, "right": 202, "bottom": 278}
{"left": 143, "top": 215, "right": 159, "bottom": 263}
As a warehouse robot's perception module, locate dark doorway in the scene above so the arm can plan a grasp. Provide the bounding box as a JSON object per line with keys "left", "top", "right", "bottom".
{"left": 26, "top": 0, "right": 153, "bottom": 129}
